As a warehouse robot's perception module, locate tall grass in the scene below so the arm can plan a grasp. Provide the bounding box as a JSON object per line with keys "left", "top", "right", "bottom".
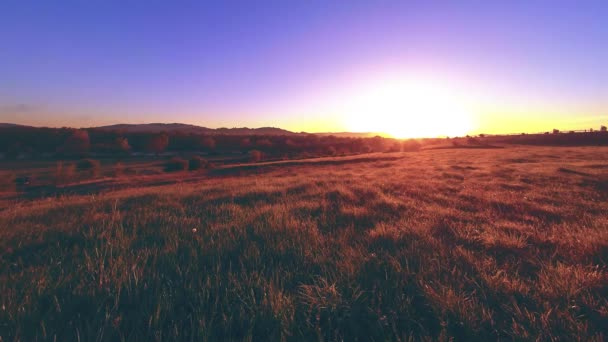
{"left": 1, "top": 146, "right": 607, "bottom": 340}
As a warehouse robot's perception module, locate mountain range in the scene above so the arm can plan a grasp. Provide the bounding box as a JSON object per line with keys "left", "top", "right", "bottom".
{"left": 96, "top": 123, "right": 298, "bottom": 135}
{"left": 0, "top": 122, "right": 378, "bottom": 137}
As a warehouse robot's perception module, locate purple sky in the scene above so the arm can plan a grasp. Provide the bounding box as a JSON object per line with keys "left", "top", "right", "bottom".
{"left": 1, "top": 1, "right": 607, "bottom": 134}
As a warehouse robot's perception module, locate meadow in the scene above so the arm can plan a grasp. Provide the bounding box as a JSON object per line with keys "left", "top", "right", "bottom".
{"left": 1, "top": 146, "right": 607, "bottom": 340}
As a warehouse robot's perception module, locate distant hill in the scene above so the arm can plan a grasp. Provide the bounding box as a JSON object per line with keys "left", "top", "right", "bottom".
{"left": 96, "top": 123, "right": 299, "bottom": 136}
{"left": 96, "top": 123, "right": 385, "bottom": 137}
{"left": 1, "top": 122, "right": 379, "bottom": 137}
{"left": 0, "top": 123, "right": 32, "bottom": 128}
{"left": 96, "top": 123, "right": 213, "bottom": 134}
{"left": 313, "top": 132, "right": 381, "bottom": 138}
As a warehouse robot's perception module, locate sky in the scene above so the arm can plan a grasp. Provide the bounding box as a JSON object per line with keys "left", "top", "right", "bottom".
{"left": 1, "top": 1, "right": 607, "bottom": 136}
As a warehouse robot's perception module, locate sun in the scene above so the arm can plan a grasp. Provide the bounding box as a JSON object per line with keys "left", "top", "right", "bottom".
{"left": 343, "top": 78, "right": 475, "bottom": 138}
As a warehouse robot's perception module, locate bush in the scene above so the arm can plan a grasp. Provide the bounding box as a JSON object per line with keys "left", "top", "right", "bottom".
{"left": 165, "top": 157, "right": 188, "bottom": 172}
{"left": 326, "top": 146, "right": 337, "bottom": 156}
{"left": 76, "top": 158, "right": 101, "bottom": 177}
{"left": 467, "top": 136, "right": 480, "bottom": 145}
{"left": 249, "top": 150, "right": 263, "bottom": 162}
{"left": 402, "top": 139, "right": 422, "bottom": 152}
{"left": 386, "top": 142, "right": 402, "bottom": 153}
{"left": 55, "top": 161, "right": 76, "bottom": 185}
{"left": 113, "top": 162, "right": 125, "bottom": 178}
{"left": 76, "top": 158, "right": 100, "bottom": 171}
{"left": 361, "top": 145, "right": 372, "bottom": 154}
{"left": 61, "top": 130, "right": 91, "bottom": 156}
{"left": 189, "top": 156, "right": 208, "bottom": 170}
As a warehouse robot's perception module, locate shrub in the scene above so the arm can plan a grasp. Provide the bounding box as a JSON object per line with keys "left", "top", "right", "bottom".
{"left": 61, "top": 130, "right": 90, "bottom": 156}
{"left": 76, "top": 158, "right": 100, "bottom": 171}
{"left": 115, "top": 137, "right": 131, "bottom": 153}
{"left": 55, "top": 161, "right": 76, "bottom": 185}
{"left": 164, "top": 157, "right": 188, "bottom": 172}
{"left": 361, "top": 145, "right": 372, "bottom": 154}
{"left": 256, "top": 139, "right": 273, "bottom": 149}
{"left": 326, "top": 146, "right": 337, "bottom": 156}
{"left": 199, "top": 137, "right": 216, "bottom": 151}
{"left": 113, "top": 162, "right": 125, "bottom": 178}
{"left": 386, "top": 142, "right": 402, "bottom": 153}
{"left": 76, "top": 158, "right": 101, "bottom": 177}
{"left": 467, "top": 136, "right": 480, "bottom": 145}
{"left": 249, "top": 150, "right": 263, "bottom": 162}
{"left": 148, "top": 133, "right": 169, "bottom": 155}
{"left": 402, "top": 139, "right": 422, "bottom": 152}
{"left": 189, "top": 156, "right": 208, "bottom": 170}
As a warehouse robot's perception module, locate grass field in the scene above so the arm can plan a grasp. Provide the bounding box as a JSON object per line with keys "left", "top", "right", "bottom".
{"left": 1, "top": 146, "right": 607, "bottom": 340}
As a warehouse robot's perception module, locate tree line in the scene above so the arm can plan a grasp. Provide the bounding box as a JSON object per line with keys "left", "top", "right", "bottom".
{"left": 0, "top": 126, "right": 421, "bottom": 160}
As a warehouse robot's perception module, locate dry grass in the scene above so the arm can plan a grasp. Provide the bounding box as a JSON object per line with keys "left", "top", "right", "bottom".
{"left": 1, "top": 146, "right": 607, "bottom": 340}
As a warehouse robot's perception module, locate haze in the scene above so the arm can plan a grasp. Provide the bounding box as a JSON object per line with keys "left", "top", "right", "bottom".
{"left": 1, "top": 1, "right": 607, "bottom": 137}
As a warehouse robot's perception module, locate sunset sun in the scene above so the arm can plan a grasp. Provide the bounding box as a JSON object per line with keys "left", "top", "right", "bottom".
{"left": 344, "top": 78, "right": 475, "bottom": 138}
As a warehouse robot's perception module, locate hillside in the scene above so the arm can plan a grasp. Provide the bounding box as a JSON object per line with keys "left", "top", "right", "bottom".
{"left": 0, "top": 123, "right": 31, "bottom": 128}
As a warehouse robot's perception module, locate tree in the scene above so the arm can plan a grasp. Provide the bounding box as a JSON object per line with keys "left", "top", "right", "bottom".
{"left": 326, "top": 146, "right": 337, "bottom": 156}
{"left": 256, "top": 138, "right": 273, "bottom": 149}
{"left": 387, "top": 141, "right": 402, "bottom": 152}
{"left": 199, "top": 136, "right": 216, "bottom": 151}
{"left": 115, "top": 137, "right": 130, "bottom": 153}
{"left": 62, "top": 130, "right": 90, "bottom": 156}
{"left": 285, "top": 139, "right": 298, "bottom": 149}
{"left": 369, "top": 136, "right": 385, "bottom": 152}
{"left": 189, "top": 156, "right": 208, "bottom": 170}
{"left": 148, "top": 133, "right": 169, "bottom": 155}
{"left": 249, "top": 149, "right": 263, "bottom": 162}
{"left": 240, "top": 138, "right": 251, "bottom": 149}
{"left": 601, "top": 126, "right": 607, "bottom": 132}
{"left": 402, "top": 139, "right": 422, "bottom": 152}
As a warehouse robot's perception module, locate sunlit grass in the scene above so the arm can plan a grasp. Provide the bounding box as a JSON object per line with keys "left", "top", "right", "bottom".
{"left": 1, "top": 146, "right": 607, "bottom": 340}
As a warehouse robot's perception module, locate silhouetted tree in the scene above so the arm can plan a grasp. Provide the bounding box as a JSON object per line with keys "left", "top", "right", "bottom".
{"left": 62, "top": 130, "right": 90, "bottom": 156}
{"left": 199, "top": 136, "right": 216, "bottom": 151}
{"left": 148, "top": 133, "right": 169, "bottom": 155}
{"left": 189, "top": 156, "right": 208, "bottom": 170}
{"left": 115, "top": 137, "right": 131, "bottom": 153}
{"left": 240, "top": 138, "right": 251, "bottom": 149}
{"left": 256, "top": 138, "right": 273, "bottom": 149}
{"left": 369, "top": 136, "right": 385, "bottom": 152}
{"left": 164, "top": 157, "right": 188, "bottom": 172}
{"left": 249, "top": 149, "right": 263, "bottom": 162}
{"left": 387, "top": 142, "right": 402, "bottom": 152}
{"left": 326, "top": 146, "right": 337, "bottom": 156}
{"left": 402, "top": 139, "right": 422, "bottom": 152}
{"left": 601, "top": 126, "right": 607, "bottom": 132}
{"left": 76, "top": 158, "right": 101, "bottom": 177}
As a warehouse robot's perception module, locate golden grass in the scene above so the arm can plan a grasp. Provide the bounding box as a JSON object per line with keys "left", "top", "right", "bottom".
{"left": 1, "top": 146, "right": 607, "bottom": 340}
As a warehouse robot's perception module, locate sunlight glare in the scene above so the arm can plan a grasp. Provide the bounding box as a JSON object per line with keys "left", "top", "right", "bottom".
{"left": 343, "top": 78, "right": 474, "bottom": 138}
